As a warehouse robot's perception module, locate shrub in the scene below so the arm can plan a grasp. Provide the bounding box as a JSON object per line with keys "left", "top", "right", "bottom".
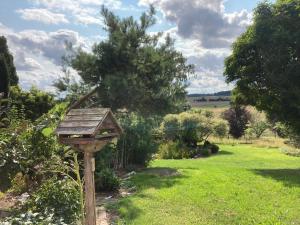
{"left": 199, "top": 147, "right": 212, "bottom": 157}
{"left": 203, "top": 141, "right": 219, "bottom": 154}
{"left": 157, "top": 141, "right": 197, "bottom": 159}
{"left": 179, "top": 112, "right": 202, "bottom": 147}
{"left": 272, "top": 122, "right": 289, "bottom": 138}
{"left": 160, "top": 114, "right": 180, "bottom": 141}
{"left": 214, "top": 120, "right": 229, "bottom": 139}
{"left": 222, "top": 105, "right": 251, "bottom": 138}
{"left": 95, "top": 168, "right": 120, "bottom": 192}
{"left": 9, "top": 86, "right": 55, "bottom": 121}
{"left": 9, "top": 172, "right": 29, "bottom": 195}
{"left": 161, "top": 111, "right": 216, "bottom": 147}
{"left": 115, "top": 113, "right": 159, "bottom": 168}
{"left": 158, "top": 141, "right": 182, "bottom": 159}
{"left": 248, "top": 121, "right": 269, "bottom": 138}
{"left": 26, "top": 178, "right": 80, "bottom": 224}
{"left": 3, "top": 209, "right": 67, "bottom": 225}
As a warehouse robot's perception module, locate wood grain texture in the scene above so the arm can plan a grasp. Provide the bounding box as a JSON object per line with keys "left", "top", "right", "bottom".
{"left": 84, "top": 152, "right": 96, "bottom": 225}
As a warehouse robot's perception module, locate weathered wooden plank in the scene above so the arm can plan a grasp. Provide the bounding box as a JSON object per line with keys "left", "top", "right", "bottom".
{"left": 64, "top": 115, "right": 105, "bottom": 121}
{"left": 95, "top": 132, "right": 119, "bottom": 139}
{"left": 59, "top": 121, "right": 100, "bottom": 128}
{"left": 68, "top": 108, "right": 109, "bottom": 116}
{"left": 56, "top": 127, "right": 96, "bottom": 135}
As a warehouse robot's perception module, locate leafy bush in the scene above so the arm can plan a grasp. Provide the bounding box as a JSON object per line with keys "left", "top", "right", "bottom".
{"left": 199, "top": 147, "right": 212, "bottom": 157}
{"left": 222, "top": 105, "right": 251, "bottom": 138}
{"left": 248, "top": 121, "right": 269, "bottom": 138}
{"left": 9, "top": 86, "right": 55, "bottom": 121}
{"left": 203, "top": 141, "right": 219, "bottom": 154}
{"left": 9, "top": 172, "right": 28, "bottom": 195}
{"left": 158, "top": 141, "right": 182, "bottom": 159}
{"left": 26, "top": 178, "right": 80, "bottom": 224}
{"left": 115, "top": 113, "right": 159, "bottom": 168}
{"left": 161, "top": 110, "right": 223, "bottom": 147}
{"left": 214, "top": 120, "right": 229, "bottom": 138}
{"left": 95, "top": 168, "right": 120, "bottom": 192}
{"left": 272, "top": 122, "right": 289, "bottom": 138}
{"left": 158, "top": 141, "right": 198, "bottom": 159}
{"left": 3, "top": 209, "right": 68, "bottom": 225}
{"left": 0, "top": 103, "right": 67, "bottom": 191}
{"left": 160, "top": 114, "right": 180, "bottom": 141}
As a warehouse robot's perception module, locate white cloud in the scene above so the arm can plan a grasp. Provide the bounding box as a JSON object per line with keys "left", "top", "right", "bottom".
{"left": 0, "top": 23, "right": 84, "bottom": 92}
{"left": 141, "top": 0, "right": 253, "bottom": 93}
{"left": 26, "top": 0, "right": 122, "bottom": 26}
{"left": 187, "top": 73, "right": 234, "bottom": 94}
{"left": 143, "top": 0, "right": 251, "bottom": 49}
{"left": 16, "top": 8, "right": 69, "bottom": 24}
{"left": 75, "top": 13, "right": 103, "bottom": 26}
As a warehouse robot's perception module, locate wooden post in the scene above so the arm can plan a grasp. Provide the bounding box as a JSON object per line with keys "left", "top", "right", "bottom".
{"left": 84, "top": 151, "right": 96, "bottom": 225}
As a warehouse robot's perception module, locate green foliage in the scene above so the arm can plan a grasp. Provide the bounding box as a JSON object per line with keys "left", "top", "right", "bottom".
{"left": 0, "top": 102, "right": 67, "bottom": 191}
{"left": 222, "top": 105, "right": 251, "bottom": 138}
{"left": 0, "top": 36, "right": 18, "bottom": 86}
{"left": 9, "top": 172, "right": 29, "bottom": 195}
{"left": 26, "top": 178, "right": 80, "bottom": 224}
{"left": 161, "top": 110, "right": 225, "bottom": 147}
{"left": 213, "top": 120, "right": 229, "bottom": 139}
{"left": 53, "top": 72, "right": 93, "bottom": 105}
{"left": 95, "top": 168, "right": 120, "bottom": 192}
{"left": 0, "top": 55, "right": 9, "bottom": 98}
{"left": 224, "top": 0, "right": 300, "bottom": 134}
{"left": 272, "top": 122, "right": 289, "bottom": 138}
{"left": 199, "top": 147, "right": 212, "bottom": 157}
{"left": 115, "top": 113, "right": 159, "bottom": 168}
{"left": 160, "top": 114, "right": 180, "bottom": 141}
{"left": 3, "top": 210, "right": 68, "bottom": 225}
{"left": 203, "top": 140, "right": 219, "bottom": 154}
{"left": 71, "top": 6, "right": 193, "bottom": 115}
{"left": 248, "top": 120, "right": 269, "bottom": 138}
{"left": 158, "top": 141, "right": 193, "bottom": 159}
{"left": 9, "top": 86, "right": 55, "bottom": 121}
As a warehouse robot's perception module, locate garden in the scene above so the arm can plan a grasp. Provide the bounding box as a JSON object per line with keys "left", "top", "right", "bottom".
{"left": 0, "top": 0, "right": 300, "bottom": 224}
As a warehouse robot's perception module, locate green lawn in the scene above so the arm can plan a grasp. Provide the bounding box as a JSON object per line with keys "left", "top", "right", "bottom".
{"left": 113, "top": 145, "right": 300, "bottom": 225}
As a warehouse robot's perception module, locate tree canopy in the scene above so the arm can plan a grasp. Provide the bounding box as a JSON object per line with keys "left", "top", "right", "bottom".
{"left": 224, "top": 0, "right": 300, "bottom": 133}
{"left": 71, "top": 6, "right": 193, "bottom": 115}
{"left": 0, "top": 56, "right": 9, "bottom": 98}
{"left": 0, "top": 36, "right": 18, "bottom": 91}
{"left": 9, "top": 86, "right": 55, "bottom": 121}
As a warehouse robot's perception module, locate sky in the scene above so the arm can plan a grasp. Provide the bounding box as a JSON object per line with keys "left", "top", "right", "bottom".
{"left": 0, "top": 0, "right": 271, "bottom": 94}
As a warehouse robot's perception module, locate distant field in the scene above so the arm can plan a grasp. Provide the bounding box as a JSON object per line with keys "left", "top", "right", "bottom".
{"left": 187, "top": 96, "right": 231, "bottom": 108}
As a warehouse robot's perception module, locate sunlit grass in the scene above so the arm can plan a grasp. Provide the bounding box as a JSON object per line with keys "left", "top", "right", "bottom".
{"left": 112, "top": 144, "right": 300, "bottom": 225}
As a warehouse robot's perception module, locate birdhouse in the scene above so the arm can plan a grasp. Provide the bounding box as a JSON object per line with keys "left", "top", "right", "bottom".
{"left": 56, "top": 108, "right": 122, "bottom": 225}
{"left": 56, "top": 108, "right": 122, "bottom": 150}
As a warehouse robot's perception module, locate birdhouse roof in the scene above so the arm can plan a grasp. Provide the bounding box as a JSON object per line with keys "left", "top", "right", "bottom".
{"left": 56, "top": 108, "right": 122, "bottom": 137}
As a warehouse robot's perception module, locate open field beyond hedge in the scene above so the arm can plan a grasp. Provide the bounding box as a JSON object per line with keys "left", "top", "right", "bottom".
{"left": 113, "top": 145, "right": 300, "bottom": 225}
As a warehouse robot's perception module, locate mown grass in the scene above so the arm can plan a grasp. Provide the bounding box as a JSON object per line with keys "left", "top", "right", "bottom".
{"left": 112, "top": 145, "right": 300, "bottom": 225}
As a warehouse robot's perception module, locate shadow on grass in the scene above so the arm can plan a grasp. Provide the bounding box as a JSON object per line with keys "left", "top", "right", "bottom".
{"left": 133, "top": 167, "right": 187, "bottom": 191}
{"left": 218, "top": 150, "right": 233, "bottom": 156}
{"left": 110, "top": 167, "right": 187, "bottom": 222}
{"left": 253, "top": 169, "right": 300, "bottom": 187}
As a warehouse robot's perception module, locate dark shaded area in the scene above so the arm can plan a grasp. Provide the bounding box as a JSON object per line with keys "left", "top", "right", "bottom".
{"left": 142, "top": 167, "right": 180, "bottom": 177}
{"left": 218, "top": 150, "right": 233, "bottom": 156}
{"left": 252, "top": 169, "right": 300, "bottom": 187}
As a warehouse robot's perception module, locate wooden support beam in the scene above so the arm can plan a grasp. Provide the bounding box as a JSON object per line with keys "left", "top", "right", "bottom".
{"left": 84, "top": 151, "right": 96, "bottom": 225}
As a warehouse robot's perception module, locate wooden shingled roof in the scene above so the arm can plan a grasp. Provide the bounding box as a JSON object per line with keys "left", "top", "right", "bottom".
{"left": 56, "top": 108, "right": 122, "bottom": 137}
